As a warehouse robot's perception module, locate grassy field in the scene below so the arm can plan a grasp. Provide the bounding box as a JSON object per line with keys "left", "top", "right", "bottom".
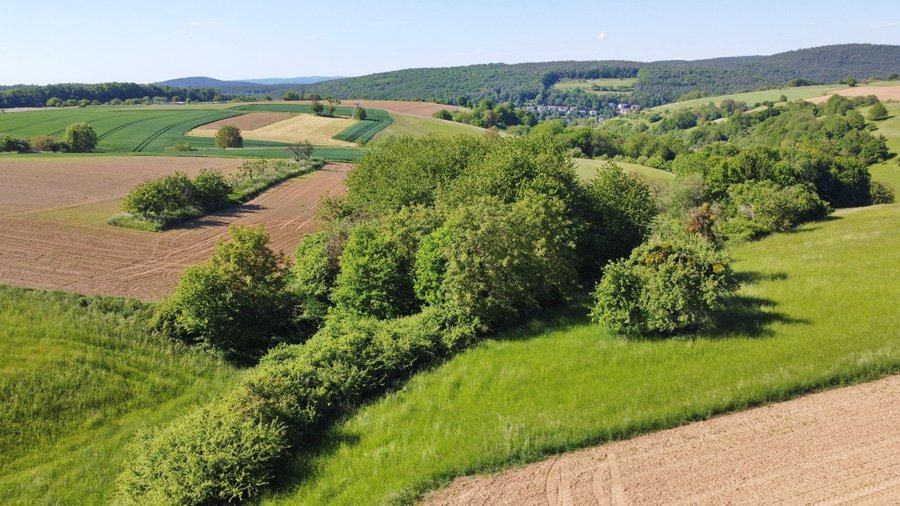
{"left": 651, "top": 84, "right": 849, "bottom": 111}
{"left": 371, "top": 112, "right": 487, "bottom": 143}
{"left": 573, "top": 158, "right": 674, "bottom": 185}
{"left": 552, "top": 77, "right": 637, "bottom": 96}
{"left": 0, "top": 286, "right": 240, "bottom": 505}
{"left": 261, "top": 202, "right": 900, "bottom": 505}
{"left": 868, "top": 102, "right": 900, "bottom": 192}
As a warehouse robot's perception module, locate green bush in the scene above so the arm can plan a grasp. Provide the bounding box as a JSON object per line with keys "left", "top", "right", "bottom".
{"left": 150, "top": 226, "right": 298, "bottom": 363}
{"left": 331, "top": 226, "right": 416, "bottom": 319}
{"left": 116, "top": 403, "right": 287, "bottom": 506}
{"left": 0, "top": 135, "right": 31, "bottom": 153}
{"left": 192, "top": 169, "right": 234, "bottom": 209}
{"left": 591, "top": 233, "right": 737, "bottom": 334}
{"left": 868, "top": 101, "right": 889, "bottom": 121}
{"left": 289, "top": 232, "right": 339, "bottom": 332}
{"left": 869, "top": 181, "right": 895, "bottom": 204}
{"left": 122, "top": 172, "right": 195, "bottom": 217}
{"left": 30, "top": 135, "right": 66, "bottom": 152}
{"left": 215, "top": 125, "right": 243, "bottom": 148}
{"left": 722, "top": 180, "right": 830, "bottom": 240}
{"left": 65, "top": 122, "right": 98, "bottom": 152}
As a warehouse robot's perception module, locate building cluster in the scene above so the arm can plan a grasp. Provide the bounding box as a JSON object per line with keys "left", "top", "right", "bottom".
{"left": 524, "top": 102, "right": 641, "bottom": 119}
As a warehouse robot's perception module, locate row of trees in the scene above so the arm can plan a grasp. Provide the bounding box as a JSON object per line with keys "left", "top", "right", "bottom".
{"left": 0, "top": 82, "right": 221, "bottom": 108}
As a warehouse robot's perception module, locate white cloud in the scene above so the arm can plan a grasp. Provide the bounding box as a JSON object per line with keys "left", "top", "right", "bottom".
{"left": 596, "top": 32, "right": 608, "bottom": 41}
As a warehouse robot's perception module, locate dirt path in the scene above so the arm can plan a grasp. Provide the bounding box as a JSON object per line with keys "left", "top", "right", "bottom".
{"left": 0, "top": 162, "right": 348, "bottom": 300}
{"left": 424, "top": 375, "right": 900, "bottom": 505}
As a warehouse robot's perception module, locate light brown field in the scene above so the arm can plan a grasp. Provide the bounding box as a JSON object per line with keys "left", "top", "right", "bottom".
{"left": 279, "top": 100, "right": 462, "bottom": 118}
{"left": 191, "top": 111, "right": 293, "bottom": 131}
{"left": 808, "top": 85, "right": 900, "bottom": 103}
{"left": 0, "top": 157, "right": 348, "bottom": 300}
{"left": 424, "top": 374, "right": 900, "bottom": 505}
{"left": 190, "top": 114, "right": 358, "bottom": 146}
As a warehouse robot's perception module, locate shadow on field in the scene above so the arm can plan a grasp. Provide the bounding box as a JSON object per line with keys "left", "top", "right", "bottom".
{"left": 704, "top": 270, "right": 808, "bottom": 339}
{"left": 180, "top": 203, "right": 263, "bottom": 228}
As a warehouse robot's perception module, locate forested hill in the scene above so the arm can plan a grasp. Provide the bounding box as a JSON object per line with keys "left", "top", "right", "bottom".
{"left": 291, "top": 43, "right": 899, "bottom": 107}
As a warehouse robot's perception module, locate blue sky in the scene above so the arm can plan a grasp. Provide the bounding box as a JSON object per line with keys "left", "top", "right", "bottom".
{"left": 1, "top": 0, "right": 898, "bottom": 85}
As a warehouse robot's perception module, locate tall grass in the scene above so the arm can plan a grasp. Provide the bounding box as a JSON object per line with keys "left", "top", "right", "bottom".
{"left": 262, "top": 203, "right": 900, "bottom": 505}
{"left": 0, "top": 287, "right": 239, "bottom": 505}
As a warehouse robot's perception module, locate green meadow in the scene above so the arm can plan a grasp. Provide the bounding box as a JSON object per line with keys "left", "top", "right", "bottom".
{"left": 651, "top": 84, "right": 850, "bottom": 111}
{"left": 0, "top": 287, "right": 239, "bottom": 505}
{"left": 262, "top": 201, "right": 900, "bottom": 505}
{"left": 552, "top": 77, "right": 637, "bottom": 96}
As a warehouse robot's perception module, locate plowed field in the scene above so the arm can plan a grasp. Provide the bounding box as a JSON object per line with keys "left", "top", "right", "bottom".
{"left": 0, "top": 157, "right": 348, "bottom": 300}
{"left": 425, "top": 374, "right": 900, "bottom": 505}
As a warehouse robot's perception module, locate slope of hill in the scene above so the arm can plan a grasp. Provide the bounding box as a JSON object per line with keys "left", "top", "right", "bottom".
{"left": 0, "top": 287, "right": 239, "bottom": 504}
{"left": 155, "top": 76, "right": 259, "bottom": 88}
{"left": 241, "top": 76, "right": 345, "bottom": 85}
{"left": 282, "top": 44, "right": 899, "bottom": 108}
{"left": 261, "top": 202, "right": 900, "bottom": 505}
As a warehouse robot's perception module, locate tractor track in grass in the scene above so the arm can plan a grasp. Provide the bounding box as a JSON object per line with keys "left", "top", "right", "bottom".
{"left": 424, "top": 374, "right": 900, "bottom": 506}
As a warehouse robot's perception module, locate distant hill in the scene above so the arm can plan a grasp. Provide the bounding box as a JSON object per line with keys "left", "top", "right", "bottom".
{"left": 290, "top": 43, "right": 900, "bottom": 107}
{"left": 241, "top": 76, "right": 344, "bottom": 85}
{"left": 155, "top": 76, "right": 259, "bottom": 88}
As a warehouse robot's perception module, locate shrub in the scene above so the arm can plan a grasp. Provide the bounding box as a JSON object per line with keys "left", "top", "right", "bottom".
{"left": 331, "top": 226, "right": 416, "bottom": 319}
{"left": 583, "top": 162, "right": 657, "bottom": 265}
{"left": 415, "top": 193, "right": 578, "bottom": 328}
{"left": 65, "top": 122, "right": 98, "bottom": 152}
{"left": 869, "top": 181, "right": 895, "bottom": 204}
{"left": 191, "top": 169, "right": 233, "bottom": 209}
{"left": 722, "top": 181, "right": 830, "bottom": 240}
{"left": 150, "top": 226, "right": 298, "bottom": 363}
{"left": 122, "top": 172, "right": 195, "bottom": 217}
{"left": 591, "top": 233, "right": 737, "bottom": 334}
{"left": 30, "top": 135, "right": 66, "bottom": 152}
{"left": 116, "top": 403, "right": 288, "bottom": 506}
{"left": 289, "top": 232, "right": 340, "bottom": 331}
{"left": 433, "top": 109, "right": 453, "bottom": 120}
{"left": 0, "top": 135, "right": 31, "bottom": 153}
{"left": 868, "top": 101, "right": 889, "bottom": 121}
{"left": 215, "top": 125, "right": 243, "bottom": 148}
{"left": 171, "top": 142, "right": 194, "bottom": 151}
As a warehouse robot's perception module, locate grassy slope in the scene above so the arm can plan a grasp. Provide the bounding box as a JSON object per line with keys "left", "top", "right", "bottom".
{"left": 573, "top": 158, "right": 674, "bottom": 185}
{"left": 651, "top": 84, "right": 849, "bottom": 112}
{"left": 0, "top": 287, "right": 239, "bottom": 505}
{"left": 264, "top": 203, "right": 900, "bottom": 505}
{"left": 868, "top": 102, "right": 900, "bottom": 192}
{"left": 552, "top": 77, "right": 637, "bottom": 96}
{"left": 370, "top": 112, "right": 487, "bottom": 144}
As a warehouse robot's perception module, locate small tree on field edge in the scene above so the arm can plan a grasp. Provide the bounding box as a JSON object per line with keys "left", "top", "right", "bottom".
{"left": 353, "top": 105, "right": 367, "bottom": 120}
{"left": 310, "top": 101, "right": 324, "bottom": 115}
{"left": 66, "top": 122, "right": 98, "bottom": 152}
{"left": 288, "top": 139, "right": 314, "bottom": 162}
{"left": 283, "top": 91, "right": 301, "bottom": 101}
{"left": 215, "top": 125, "right": 243, "bottom": 148}
{"left": 869, "top": 101, "right": 889, "bottom": 121}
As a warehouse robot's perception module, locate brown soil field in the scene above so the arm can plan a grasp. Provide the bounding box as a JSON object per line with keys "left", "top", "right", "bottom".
{"left": 424, "top": 374, "right": 900, "bottom": 505}
{"left": 808, "top": 85, "right": 900, "bottom": 103}
{"left": 192, "top": 111, "right": 293, "bottom": 131}
{"left": 0, "top": 157, "right": 348, "bottom": 300}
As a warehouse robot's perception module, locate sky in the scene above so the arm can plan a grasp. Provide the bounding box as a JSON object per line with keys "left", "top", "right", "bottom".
{"left": 1, "top": 0, "right": 898, "bottom": 85}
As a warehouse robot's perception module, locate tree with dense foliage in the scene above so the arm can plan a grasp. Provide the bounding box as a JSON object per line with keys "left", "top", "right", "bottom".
{"left": 65, "top": 122, "right": 97, "bottom": 152}
{"left": 150, "top": 226, "right": 297, "bottom": 363}
{"left": 309, "top": 100, "right": 324, "bottom": 115}
{"left": 869, "top": 101, "right": 889, "bottom": 121}
{"left": 215, "top": 125, "right": 243, "bottom": 148}
{"left": 433, "top": 109, "right": 452, "bottom": 120}
{"left": 122, "top": 172, "right": 195, "bottom": 217}
{"left": 353, "top": 105, "right": 367, "bottom": 120}
{"left": 282, "top": 91, "right": 301, "bottom": 101}
{"left": 591, "top": 230, "right": 737, "bottom": 334}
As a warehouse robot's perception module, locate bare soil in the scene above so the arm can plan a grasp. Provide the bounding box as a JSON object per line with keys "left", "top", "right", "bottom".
{"left": 274, "top": 100, "right": 462, "bottom": 118}
{"left": 192, "top": 111, "right": 293, "bottom": 131}
{"left": 0, "top": 157, "right": 348, "bottom": 300}
{"left": 424, "top": 374, "right": 900, "bottom": 505}
{"left": 808, "top": 85, "right": 900, "bottom": 103}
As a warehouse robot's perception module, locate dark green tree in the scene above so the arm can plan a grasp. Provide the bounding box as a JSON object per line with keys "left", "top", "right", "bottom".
{"left": 65, "top": 122, "right": 98, "bottom": 152}
{"left": 869, "top": 101, "right": 889, "bottom": 121}
{"left": 215, "top": 125, "right": 243, "bottom": 148}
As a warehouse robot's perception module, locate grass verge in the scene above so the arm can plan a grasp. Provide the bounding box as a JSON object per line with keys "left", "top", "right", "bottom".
{"left": 0, "top": 286, "right": 239, "bottom": 505}
{"left": 108, "top": 160, "right": 324, "bottom": 231}
{"left": 261, "top": 203, "right": 900, "bottom": 505}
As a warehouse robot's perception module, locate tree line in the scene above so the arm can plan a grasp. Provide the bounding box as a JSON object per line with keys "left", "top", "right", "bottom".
{"left": 0, "top": 82, "right": 222, "bottom": 108}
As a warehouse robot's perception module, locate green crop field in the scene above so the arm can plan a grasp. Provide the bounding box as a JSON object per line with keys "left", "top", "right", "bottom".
{"left": 370, "top": 112, "right": 488, "bottom": 143}
{"left": 0, "top": 287, "right": 239, "bottom": 505}
{"left": 332, "top": 109, "right": 393, "bottom": 143}
{"left": 261, "top": 202, "right": 900, "bottom": 505}
{"left": 553, "top": 77, "right": 637, "bottom": 96}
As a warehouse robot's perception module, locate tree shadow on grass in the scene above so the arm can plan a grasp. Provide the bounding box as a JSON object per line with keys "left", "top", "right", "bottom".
{"left": 700, "top": 270, "right": 809, "bottom": 340}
